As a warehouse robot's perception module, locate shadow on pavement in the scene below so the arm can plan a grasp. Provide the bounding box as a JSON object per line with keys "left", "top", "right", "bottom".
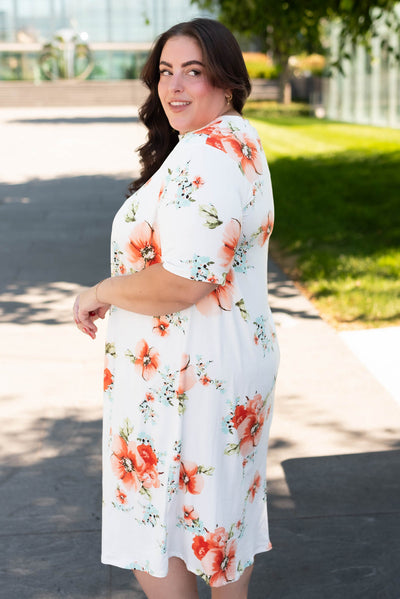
{"left": 0, "top": 174, "right": 320, "bottom": 327}
{"left": 2, "top": 406, "right": 399, "bottom": 598}
{"left": 253, "top": 450, "right": 400, "bottom": 599}
{"left": 0, "top": 174, "right": 132, "bottom": 324}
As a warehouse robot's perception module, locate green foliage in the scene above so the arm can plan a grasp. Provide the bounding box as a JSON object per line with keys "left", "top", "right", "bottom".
{"left": 192, "top": 0, "right": 400, "bottom": 69}
{"left": 244, "top": 59, "right": 280, "bottom": 79}
{"left": 243, "top": 103, "right": 400, "bottom": 328}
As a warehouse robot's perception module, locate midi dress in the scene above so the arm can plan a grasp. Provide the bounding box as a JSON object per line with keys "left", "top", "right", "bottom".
{"left": 101, "top": 114, "right": 280, "bottom": 587}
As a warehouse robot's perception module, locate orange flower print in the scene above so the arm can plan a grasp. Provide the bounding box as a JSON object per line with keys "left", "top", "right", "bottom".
{"left": 111, "top": 435, "right": 160, "bottom": 491}
{"left": 199, "top": 375, "right": 211, "bottom": 386}
{"left": 192, "top": 176, "right": 204, "bottom": 189}
{"left": 179, "top": 461, "right": 205, "bottom": 495}
{"left": 259, "top": 211, "right": 274, "bottom": 246}
{"left": 115, "top": 487, "right": 127, "bottom": 504}
{"left": 248, "top": 471, "right": 261, "bottom": 503}
{"left": 110, "top": 435, "right": 144, "bottom": 491}
{"left": 183, "top": 505, "right": 199, "bottom": 524}
{"left": 218, "top": 219, "right": 241, "bottom": 267}
{"left": 192, "top": 535, "right": 210, "bottom": 560}
{"left": 223, "top": 133, "right": 262, "bottom": 182}
{"left": 231, "top": 404, "right": 247, "bottom": 429}
{"left": 119, "top": 264, "right": 126, "bottom": 274}
{"left": 232, "top": 393, "right": 265, "bottom": 456}
{"left": 192, "top": 527, "right": 237, "bottom": 586}
{"left": 134, "top": 339, "right": 160, "bottom": 381}
{"left": 208, "top": 133, "right": 229, "bottom": 152}
{"left": 137, "top": 443, "right": 161, "bottom": 489}
{"left": 152, "top": 317, "right": 170, "bottom": 337}
{"left": 104, "top": 367, "right": 114, "bottom": 391}
{"left": 196, "top": 119, "right": 223, "bottom": 137}
{"left": 126, "top": 221, "right": 161, "bottom": 270}
{"left": 196, "top": 269, "right": 235, "bottom": 316}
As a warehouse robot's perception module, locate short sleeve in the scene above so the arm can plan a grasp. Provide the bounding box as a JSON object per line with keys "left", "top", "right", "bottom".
{"left": 158, "top": 142, "right": 246, "bottom": 285}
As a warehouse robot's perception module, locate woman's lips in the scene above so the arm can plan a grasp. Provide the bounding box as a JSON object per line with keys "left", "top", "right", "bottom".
{"left": 168, "top": 101, "right": 191, "bottom": 112}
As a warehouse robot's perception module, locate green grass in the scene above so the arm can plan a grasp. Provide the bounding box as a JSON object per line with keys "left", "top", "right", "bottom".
{"left": 243, "top": 102, "right": 400, "bottom": 329}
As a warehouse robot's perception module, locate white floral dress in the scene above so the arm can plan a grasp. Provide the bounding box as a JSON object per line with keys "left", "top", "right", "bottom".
{"left": 101, "top": 114, "right": 280, "bottom": 587}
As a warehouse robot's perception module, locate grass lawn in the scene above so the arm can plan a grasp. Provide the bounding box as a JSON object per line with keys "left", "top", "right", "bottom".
{"left": 243, "top": 102, "right": 400, "bottom": 329}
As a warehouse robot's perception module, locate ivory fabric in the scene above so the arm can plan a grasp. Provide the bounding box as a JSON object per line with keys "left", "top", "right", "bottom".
{"left": 101, "top": 115, "right": 279, "bottom": 587}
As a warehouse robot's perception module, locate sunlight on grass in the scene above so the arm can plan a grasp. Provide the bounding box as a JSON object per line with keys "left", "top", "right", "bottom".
{"left": 243, "top": 103, "right": 400, "bottom": 329}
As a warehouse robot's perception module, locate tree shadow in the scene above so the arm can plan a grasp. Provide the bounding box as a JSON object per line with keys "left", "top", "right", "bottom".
{"left": 0, "top": 174, "right": 132, "bottom": 324}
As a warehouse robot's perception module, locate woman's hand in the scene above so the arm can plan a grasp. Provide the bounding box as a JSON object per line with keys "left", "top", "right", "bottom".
{"left": 73, "top": 283, "right": 110, "bottom": 339}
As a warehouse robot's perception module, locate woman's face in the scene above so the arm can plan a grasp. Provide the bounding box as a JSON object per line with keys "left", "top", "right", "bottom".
{"left": 158, "top": 35, "right": 229, "bottom": 135}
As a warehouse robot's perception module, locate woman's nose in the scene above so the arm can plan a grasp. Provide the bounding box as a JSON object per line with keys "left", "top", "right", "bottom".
{"left": 169, "top": 72, "right": 183, "bottom": 92}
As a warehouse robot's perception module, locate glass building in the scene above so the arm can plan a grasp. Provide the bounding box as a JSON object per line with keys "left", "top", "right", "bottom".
{"left": 0, "top": 0, "right": 212, "bottom": 80}
{"left": 323, "top": 7, "right": 400, "bottom": 128}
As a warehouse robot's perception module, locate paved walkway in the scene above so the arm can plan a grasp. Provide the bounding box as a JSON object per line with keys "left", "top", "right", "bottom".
{"left": 1, "top": 107, "right": 399, "bottom": 599}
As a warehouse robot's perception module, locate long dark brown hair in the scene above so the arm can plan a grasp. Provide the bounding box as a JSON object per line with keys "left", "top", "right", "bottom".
{"left": 128, "top": 18, "right": 251, "bottom": 195}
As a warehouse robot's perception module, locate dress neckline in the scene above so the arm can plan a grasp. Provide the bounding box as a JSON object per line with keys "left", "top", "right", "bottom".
{"left": 178, "top": 114, "right": 244, "bottom": 140}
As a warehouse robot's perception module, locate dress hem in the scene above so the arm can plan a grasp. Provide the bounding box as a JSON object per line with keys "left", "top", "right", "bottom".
{"left": 101, "top": 543, "right": 272, "bottom": 587}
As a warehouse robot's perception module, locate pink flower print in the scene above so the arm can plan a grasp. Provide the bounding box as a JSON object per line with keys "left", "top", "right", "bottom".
{"left": 134, "top": 339, "right": 160, "bottom": 381}
{"left": 248, "top": 471, "right": 261, "bottom": 503}
{"left": 152, "top": 317, "right": 170, "bottom": 337}
{"left": 222, "top": 133, "right": 263, "bottom": 182}
{"left": 232, "top": 393, "right": 266, "bottom": 456}
{"left": 183, "top": 505, "right": 199, "bottom": 524}
{"left": 259, "top": 211, "right": 274, "bottom": 245}
{"left": 193, "top": 527, "right": 237, "bottom": 586}
{"left": 196, "top": 269, "right": 235, "bottom": 316}
{"left": 126, "top": 221, "right": 162, "bottom": 270}
{"left": 176, "top": 354, "right": 197, "bottom": 395}
{"left": 219, "top": 218, "right": 241, "bottom": 267}
{"left": 179, "top": 461, "right": 205, "bottom": 495}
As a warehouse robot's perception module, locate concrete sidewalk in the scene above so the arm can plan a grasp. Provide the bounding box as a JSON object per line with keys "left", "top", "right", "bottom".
{"left": 1, "top": 107, "right": 399, "bottom": 599}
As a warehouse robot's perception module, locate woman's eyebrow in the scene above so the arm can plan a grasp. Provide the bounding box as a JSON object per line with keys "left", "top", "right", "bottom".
{"left": 159, "top": 60, "right": 205, "bottom": 68}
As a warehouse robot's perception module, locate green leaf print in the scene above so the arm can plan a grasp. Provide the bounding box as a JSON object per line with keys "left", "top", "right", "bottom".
{"left": 177, "top": 393, "right": 188, "bottom": 415}
{"left": 125, "top": 198, "right": 139, "bottom": 223}
{"left": 105, "top": 342, "right": 117, "bottom": 358}
{"left": 224, "top": 442, "right": 240, "bottom": 456}
{"left": 235, "top": 298, "right": 249, "bottom": 322}
{"left": 119, "top": 418, "right": 134, "bottom": 444}
{"left": 198, "top": 203, "right": 223, "bottom": 229}
{"left": 197, "top": 465, "right": 215, "bottom": 476}
{"left": 139, "top": 486, "right": 152, "bottom": 500}
{"left": 125, "top": 349, "right": 136, "bottom": 364}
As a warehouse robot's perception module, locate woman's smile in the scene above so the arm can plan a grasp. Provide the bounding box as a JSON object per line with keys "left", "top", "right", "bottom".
{"left": 158, "top": 35, "right": 229, "bottom": 134}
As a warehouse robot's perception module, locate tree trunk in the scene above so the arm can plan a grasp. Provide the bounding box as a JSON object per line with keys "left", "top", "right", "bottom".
{"left": 278, "top": 57, "right": 292, "bottom": 104}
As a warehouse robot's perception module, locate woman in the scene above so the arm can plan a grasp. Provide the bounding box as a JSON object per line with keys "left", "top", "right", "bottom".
{"left": 73, "top": 18, "right": 279, "bottom": 599}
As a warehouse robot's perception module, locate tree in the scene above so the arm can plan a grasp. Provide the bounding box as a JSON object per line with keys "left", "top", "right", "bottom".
{"left": 192, "top": 0, "right": 400, "bottom": 103}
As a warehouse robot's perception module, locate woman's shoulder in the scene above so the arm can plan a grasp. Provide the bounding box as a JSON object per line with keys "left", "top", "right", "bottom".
{"left": 174, "top": 115, "right": 265, "bottom": 184}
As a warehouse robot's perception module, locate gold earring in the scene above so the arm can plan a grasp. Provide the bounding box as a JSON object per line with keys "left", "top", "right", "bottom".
{"left": 225, "top": 94, "right": 233, "bottom": 104}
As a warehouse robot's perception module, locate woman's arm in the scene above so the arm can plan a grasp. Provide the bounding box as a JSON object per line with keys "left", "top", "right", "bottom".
{"left": 73, "top": 263, "right": 217, "bottom": 339}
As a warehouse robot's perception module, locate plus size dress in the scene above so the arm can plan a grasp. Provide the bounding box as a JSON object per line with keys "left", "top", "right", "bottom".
{"left": 101, "top": 114, "right": 279, "bottom": 587}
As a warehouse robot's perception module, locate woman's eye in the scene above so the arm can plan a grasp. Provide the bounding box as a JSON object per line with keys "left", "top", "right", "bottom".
{"left": 159, "top": 69, "right": 172, "bottom": 76}
{"left": 188, "top": 69, "right": 201, "bottom": 76}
